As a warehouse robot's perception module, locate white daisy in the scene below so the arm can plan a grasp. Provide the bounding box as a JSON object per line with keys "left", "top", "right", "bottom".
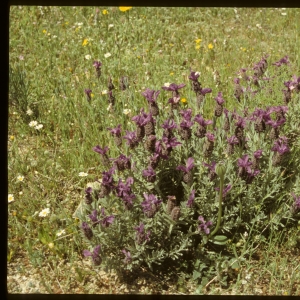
{"left": 8, "top": 194, "right": 14, "bottom": 203}
{"left": 164, "top": 82, "right": 171, "bottom": 87}
{"left": 104, "top": 52, "right": 111, "bottom": 58}
{"left": 29, "top": 121, "right": 38, "bottom": 127}
{"left": 17, "top": 175, "right": 24, "bottom": 182}
{"left": 39, "top": 208, "right": 50, "bottom": 217}
{"left": 108, "top": 24, "right": 114, "bottom": 28}
{"left": 85, "top": 54, "right": 91, "bottom": 60}
{"left": 78, "top": 172, "right": 88, "bottom": 177}
{"left": 35, "top": 124, "right": 43, "bottom": 130}
{"left": 123, "top": 109, "right": 131, "bottom": 115}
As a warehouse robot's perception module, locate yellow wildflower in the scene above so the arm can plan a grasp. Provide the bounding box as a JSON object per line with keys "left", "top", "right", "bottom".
{"left": 119, "top": 7, "right": 132, "bottom": 12}
{"left": 42, "top": 29, "right": 47, "bottom": 34}
{"left": 91, "top": 93, "right": 94, "bottom": 98}
{"left": 181, "top": 98, "right": 187, "bottom": 103}
{"left": 195, "top": 45, "right": 201, "bottom": 50}
{"left": 102, "top": 9, "right": 108, "bottom": 15}
{"left": 9, "top": 135, "right": 14, "bottom": 141}
{"left": 170, "top": 72, "right": 174, "bottom": 76}
{"left": 195, "top": 38, "right": 202, "bottom": 43}
{"left": 82, "top": 38, "right": 88, "bottom": 46}
{"left": 208, "top": 43, "right": 214, "bottom": 49}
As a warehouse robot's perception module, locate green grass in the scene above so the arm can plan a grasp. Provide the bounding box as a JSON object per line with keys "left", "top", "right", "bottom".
{"left": 8, "top": 6, "right": 300, "bottom": 294}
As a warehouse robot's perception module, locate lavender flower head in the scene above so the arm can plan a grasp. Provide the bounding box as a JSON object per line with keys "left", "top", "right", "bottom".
{"left": 227, "top": 135, "right": 239, "bottom": 145}
{"left": 237, "top": 155, "right": 252, "bottom": 172}
{"left": 83, "top": 245, "right": 101, "bottom": 266}
{"left": 203, "top": 161, "right": 217, "bottom": 173}
{"left": 85, "top": 187, "right": 93, "bottom": 204}
{"left": 162, "top": 118, "right": 177, "bottom": 130}
{"left": 235, "top": 116, "right": 247, "bottom": 128}
{"left": 88, "top": 209, "right": 101, "bottom": 226}
{"left": 162, "top": 135, "right": 182, "bottom": 150}
{"left": 291, "top": 193, "right": 300, "bottom": 213}
{"left": 187, "top": 190, "right": 195, "bottom": 208}
{"left": 188, "top": 71, "right": 200, "bottom": 82}
{"left": 176, "top": 157, "right": 195, "bottom": 174}
{"left": 116, "top": 177, "right": 134, "bottom": 198}
{"left": 215, "top": 184, "right": 232, "bottom": 198}
{"left": 272, "top": 56, "right": 289, "bottom": 67}
{"left": 141, "top": 88, "right": 160, "bottom": 103}
{"left": 142, "top": 166, "right": 156, "bottom": 182}
{"left": 179, "top": 108, "right": 193, "bottom": 121}
{"left": 253, "top": 149, "right": 263, "bottom": 159}
{"left": 271, "top": 137, "right": 290, "bottom": 155}
{"left": 134, "top": 223, "right": 151, "bottom": 244}
{"left": 141, "top": 193, "right": 162, "bottom": 217}
{"left": 200, "top": 88, "right": 212, "bottom": 96}
{"left": 107, "top": 124, "right": 122, "bottom": 137}
{"left": 205, "top": 132, "right": 215, "bottom": 142}
{"left": 93, "top": 61, "right": 102, "bottom": 69}
{"left": 194, "top": 114, "right": 213, "bottom": 126}
{"left": 123, "top": 130, "right": 139, "bottom": 148}
{"left": 214, "top": 92, "right": 225, "bottom": 105}
{"left": 93, "top": 145, "right": 109, "bottom": 155}
{"left": 81, "top": 222, "right": 93, "bottom": 240}
{"left": 162, "top": 83, "right": 186, "bottom": 93}
{"left": 198, "top": 216, "right": 213, "bottom": 235}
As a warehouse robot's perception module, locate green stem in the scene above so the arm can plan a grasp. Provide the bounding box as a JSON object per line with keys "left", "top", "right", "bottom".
{"left": 209, "top": 172, "right": 224, "bottom": 237}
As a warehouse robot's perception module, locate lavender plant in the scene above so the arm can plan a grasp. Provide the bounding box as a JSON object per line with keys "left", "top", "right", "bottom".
{"left": 77, "top": 56, "right": 300, "bottom": 286}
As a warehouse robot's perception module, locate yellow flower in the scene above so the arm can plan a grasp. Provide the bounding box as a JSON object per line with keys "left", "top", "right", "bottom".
{"left": 170, "top": 72, "right": 174, "bottom": 76}
{"left": 208, "top": 43, "right": 214, "bottom": 49}
{"left": 42, "top": 29, "right": 47, "bottom": 34}
{"left": 195, "top": 45, "right": 201, "bottom": 50}
{"left": 91, "top": 93, "right": 94, "bottom": 98}
{"left": 9, "top": 135, "right": 14, "bottom": 141}
{"left": 102, "top": 9, "right": 108, "bottom": 15}
{"left": 195, "top": 38, "right": 202, "bottom": 43}
{"left": 181, "top": 98, "right": 187, "bottom": 103}
{"left": 82, "top": 38, "right": 88, "bottom": 46}
{"left": 65, "top": 22, "right": 69, "bottom": 25}
{"left": 119, "top": 6, "right": 132, "bottom": 12}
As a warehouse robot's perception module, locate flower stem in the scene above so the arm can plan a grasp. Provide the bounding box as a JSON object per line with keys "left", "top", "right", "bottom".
{"left": 209, "top": 172, "right": 224, "bottom": 237}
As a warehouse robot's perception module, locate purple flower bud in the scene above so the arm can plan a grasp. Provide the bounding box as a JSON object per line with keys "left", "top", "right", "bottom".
{"left": 93, "top": 145, "right": 109, "bottom": 155}
{"left": 141, "top": 88, "right": 160, "bottom": 103}
{"left": 227, "top": 135, "right": 239, "bottom": 145}
{"left": 253, "top": 149, "right": 263, "bottom": 159}
{"left": 107, "top": 124, "right": 122, "bottom": 137}
{"left": 176, "top": 157, "right": 195, "bottom": 173}
{"left": 187, "top": 190, "right": 195, "bottom": 208}
{"left": 272, "top": 56, "right": 289, "bottom": 67}
{"left": 214, "top": 92, "right": 225, "bottom": 105}
{"left": 162, "top": 83, "right": 186, "bottom": 92}
{"left": 205, "top": 132, "right": 215, "bottom": 142}
{"left": 84, "top": 89, "right": 92, "bottom": 101}
{"left": 194, "top": 114, "right": 213, "bottom": 126}
{"left": 83, "top": 245, "right": 102, "bottom": 266}
{"left": 198, "top": 216, "right": 213, "bottom": 235}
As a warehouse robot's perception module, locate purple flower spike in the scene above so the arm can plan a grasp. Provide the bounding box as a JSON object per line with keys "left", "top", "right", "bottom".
{"left": 179, "top": 108, "right": 193, "bottom": 121}
{"left": 237, "top": 155, "right": 252, "bottom": 171}
{"left": 162, "top": 83, "right": 186, "bottom": 92}
{"left": 253, "top": 149, "right": 263, "bottom": 159}
{"left": 271, "top": 138, "right": 290, "bottom": 155}
{"left": 101, "top": 215, "right": 115, "bottom": 228}
{"left": 93, "top": 145, "right": 109, "bottom": 155}
{"left": 266, "top": 118, "right": 286, "bottom": 128}
{"left": 214, "top": 92, "right": 225, "bottom": 105}
{"left": 194, "top": 114, "right": 213, "bottom": 126}
{"left": 141, "top": 88, "right": 160, "bottom": 103}
{"left": 123, "top": 130, "right": 139, "bottom": 148}
{"left": 85, "top": 89, "right": 92, "bottom": 102}
{"left": 203, "top": 161, "right": 217, "bottom": 172}
{"left": 88, "top": 209, "right": 101, "bottom": 226}
{"left": 215, "top": 184, "right": 232, "bottom": 198}
{"left": 142, "top": 166, "right": 156, "bottom": 182}
{"left": 107, "top": 124, "right": 122, "bottom": 137}
{"left": 291, "top": 193, "right": 300, "bottom": 213}
{"left": 134, "top": 222, "right": 151, "bottom": 244}
{"left": 227, "top": 136, "right": 239, "bottom": 145}
{"left": 162, "top": 118, "right": 177, "bottom": 130}
{"left": 177, "top": 157, "right": 195, "bottom": 173}
{"left": 205, "top": 132, "right": 215, "bottom": 142}
{"left": 187, "top": 190, "right": 195, "bottom": 208}
{"left": 141, "top": 193, "right": 162, "bottom": 217}
{"left": 83, "top": 245, "right": 102, "bottom": 266}
{"left": 93, "top": 61, "right": 102, "bottom": 69}
{"left": 200, "top": 88, "right": 212, "bottom": 96}
{"left": 198, "top": 216, "right": 213, "bottom": 235}
{"left": 235, "top": 116, "right": 247, "bottom": 128}
{"left": 273, "top": 56, "right": 289, "bottom": 67}
{"left": 189, "top": 71, "right": 200, "bottom": 81}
